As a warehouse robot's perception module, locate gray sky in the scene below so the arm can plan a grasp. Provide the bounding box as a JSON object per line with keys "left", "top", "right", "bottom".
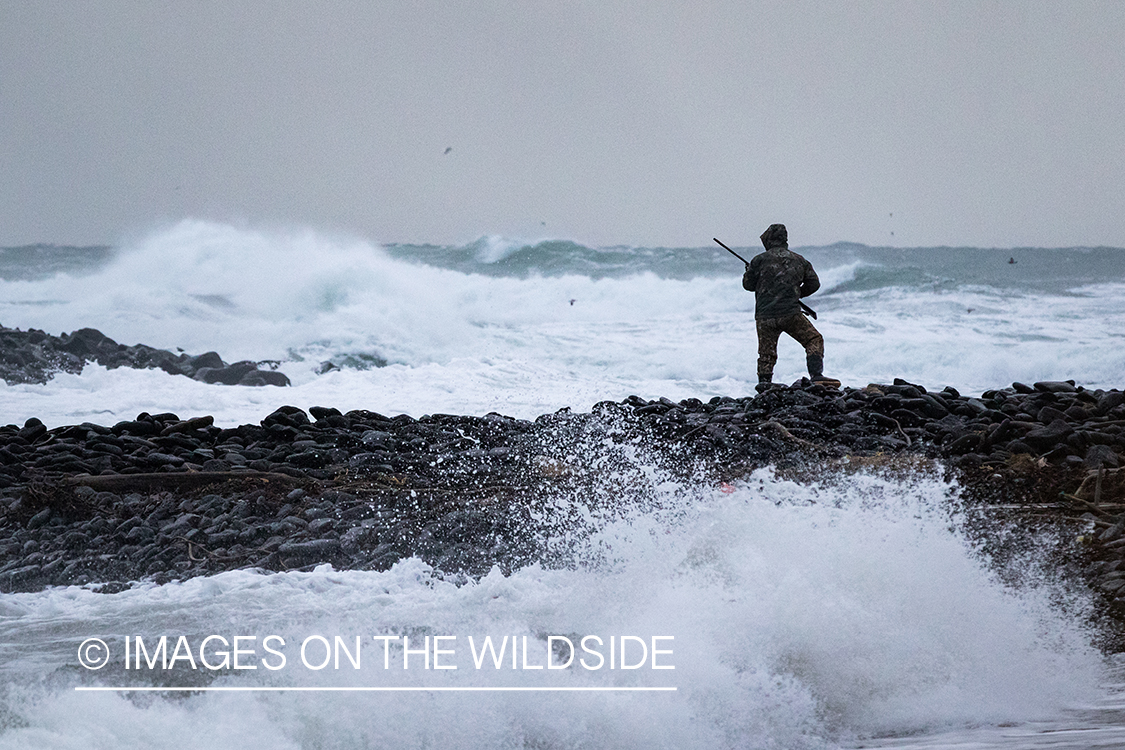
{"left": 2, "top": 1, "right": 1123, "bottom": 249}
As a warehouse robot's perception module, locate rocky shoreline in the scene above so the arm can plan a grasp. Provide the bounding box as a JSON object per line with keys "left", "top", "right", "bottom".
{"left": 0, "top": 325, "right": 289, "bottom": 386}
{"left": 1, "top": 378, "right": 1124, "bottom": 630}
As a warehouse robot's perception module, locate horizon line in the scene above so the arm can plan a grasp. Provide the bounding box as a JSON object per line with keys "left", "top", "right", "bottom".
{"left": 76, "top": 686, "right": 677, "bottom": 693}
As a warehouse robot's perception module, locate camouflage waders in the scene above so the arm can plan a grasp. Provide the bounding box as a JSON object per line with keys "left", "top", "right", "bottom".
{"left": 755, "top": 313, "right": 824, "bottom": 384}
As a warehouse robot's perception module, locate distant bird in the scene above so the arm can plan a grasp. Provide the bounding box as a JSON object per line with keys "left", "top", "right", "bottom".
{"left": 443, "top": 147, "right": 452, "bottom": 155}
{"left": 569, "top": 299, "right": 576, "bottom": 306}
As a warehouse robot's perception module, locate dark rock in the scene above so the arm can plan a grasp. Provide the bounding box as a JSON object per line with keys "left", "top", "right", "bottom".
{"left": 115, "top": 420, "right": 158, "bottom": 436}
{"left": 349, "top": 453, "right": 393, "bottom": 472}
{"left": 308, "top": 518, "right": 336, "bottom": 535}
{"left": 279, "top": 539, "right": 341, "bottom": 559}
{"left": 1034, "top": 381, "right": 1077, "bottom": 394}
{"left": 18, "top": 418, "right": 47, "bottom": 443}
{"left": 58, "top": 328, "right": 113, "bottom": 358}
{"left": 3, "top": 378, "right": 1125, "bottom": 597}
{"left": 1024, "top": 418, "right": 1074, "bottom": 452}
{"left": 1086, "top": 445, "right": 1121, "bottom": 469}
{"left": 242, "top": 370, "right": 290, "bottom": 387}
{"left": 27, "top": 508, "right": 52, "bottom": 529}
{"left": 1037, "top": 406, "right": 1069, "bottom": 424}
{"left": 867, "top": 412, "right": 901, "bottom": 430}
{"left": 262, "top": 406, "right": 310, "bottom": 429}
{"left": 361, "top": 430, "right": 392, "bottom": 447}
{"left": 288, "top": 451, "right": 328, "bottom": 469}
{"left": 918, "top": 394, "right": 950, "bottom": 418}
{"left": 964, "top": 399, "right": 989, "bottom": 415}
{"left": 340, "top": 526, "right": 381, "bottom": 554}
{"left": 1098, "top": 391, "right": 1125, "bottom": 416}
{"left": 0, "top": 565, "right": 46, "bottom": 593}
{"left": 886, "top": 383, "right": 922, "bottom": 398}
{"left": 1043, "top": 444, "right": 1072, "bottom": 463}
{"left": 0, "top": 325, "right": 287, "bottom": 387}
{"left": 310, "top": 406, "right": 343, "bottom": 421}
{"left": 1064, "top": 404, "right": 1089, "bottom": 420}
{"left": 160, "top": 415, "right": 215, "bottom": 436}
{"left": 189, "top": 352, "right": 225, "bottom": 371}
{"left": 890, "top": 409, "right": 925, "bottom": 428}
{"left": 947, "top": 434, "right": 981, "bottom": 455}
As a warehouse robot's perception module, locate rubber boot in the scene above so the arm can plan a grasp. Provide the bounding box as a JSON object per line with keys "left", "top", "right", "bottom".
{"left": 755, "top": 372, "right": 773, "bottom": 393}
{"left": 807, "top": 354, "right": 839, "bottom": 386}
{"left": 806, "top": 354, "right": 824, "bottom": 381}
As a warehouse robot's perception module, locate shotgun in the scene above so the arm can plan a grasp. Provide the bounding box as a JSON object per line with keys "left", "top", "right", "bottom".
{"left": 713, "top": 237, "right": 817, "bottom": 319}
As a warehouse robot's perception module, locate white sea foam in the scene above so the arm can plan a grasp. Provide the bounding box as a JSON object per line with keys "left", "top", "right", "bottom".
{"left": 0, "top": 471, "right": 1103, "bottom": 749}
{"left": 469, "top": 234, "right": 535, "bottom": 264}
{"left": 2, "top": 222, "right": 1123, "bottom": 428}
{"left": 812, "top": 259, "right": 866, "bottom": 293}
{"left": 2, "top": 223, "right": 1122, "bottom": 747}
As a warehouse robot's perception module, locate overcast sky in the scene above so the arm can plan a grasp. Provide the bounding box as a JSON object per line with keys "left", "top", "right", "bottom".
{"left": 2, "top": 1, "right": 1123, "bottom": 249}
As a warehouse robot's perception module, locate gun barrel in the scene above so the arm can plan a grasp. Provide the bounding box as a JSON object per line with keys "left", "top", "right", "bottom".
{"left": 713, "top": 237, "right": 750, "bottom": 265}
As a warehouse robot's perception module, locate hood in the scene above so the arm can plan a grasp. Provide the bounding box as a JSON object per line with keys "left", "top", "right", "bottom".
{"left": 760, "top": 224, "right": 788, "bottom": 250}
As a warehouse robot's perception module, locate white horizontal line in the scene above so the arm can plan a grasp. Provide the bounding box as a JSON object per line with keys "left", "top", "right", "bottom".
{"left": 75, "top": 686, "right": 676, "bottom": 693}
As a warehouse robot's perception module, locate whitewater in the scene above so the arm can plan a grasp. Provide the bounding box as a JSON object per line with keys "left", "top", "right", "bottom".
{"left": 3, "top": 220, "right": 1124, "bottom": 428}
{"left": 1, "top": 220, "right": 1125, "bottom": 748}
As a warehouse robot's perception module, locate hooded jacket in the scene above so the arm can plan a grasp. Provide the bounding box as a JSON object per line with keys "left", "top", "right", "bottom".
{"left": 742, "top": 224, "right": 820, "bottom": 319}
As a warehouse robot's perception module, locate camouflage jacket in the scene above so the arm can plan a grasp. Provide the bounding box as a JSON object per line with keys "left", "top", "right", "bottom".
{"left": 742, "top": 245, "right": 820, "bottom": 319}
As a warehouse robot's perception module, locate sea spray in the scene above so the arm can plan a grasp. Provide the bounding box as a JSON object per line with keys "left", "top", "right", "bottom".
{"left": 0, "top": 463, "right": 1104, "bottom": 750}
{"left": 4, "top": 222, "right": 1125, "bottom": 430}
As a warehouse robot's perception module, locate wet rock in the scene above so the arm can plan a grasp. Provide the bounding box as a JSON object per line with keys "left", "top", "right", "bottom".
{"left": 262, "top": 406, "right": 310, "bottom": 429}
{"left": 18, "top": 418, "right": 47, "bottom": 443}
{"left": 241, "top": 370, "right": 290, "bottom": 387}
{"left": 1024, "top": 418, "right": 1074, "bottom": 452}
{"left": 1086, "top": 444, "right": 1121, "bottom": 469}
{"left": 1098, "top": 391, "right": 1125, "bottom": 416}
{"left": 1037, "top": 406, "right": 1069, "bottom": 424}
{"left": 4, "top": 377, "right": 1125, "bottom": 596}
{"left": 160, "top": 415, "right": 215, "bottom": 436}
{"left": 279, "top": 539, "right": 341, "bottom": 560}
{"left": 27, "top": 508, "right": 52, "bottom": 530}
{"left": 1034, "top": 380, "right": 1078, "bottom": 394}
{"left": 0, "top": 325, "right": 288, "bottom": 387}
{"left": 946, "top": 434, "right": 981, "bottom": 455}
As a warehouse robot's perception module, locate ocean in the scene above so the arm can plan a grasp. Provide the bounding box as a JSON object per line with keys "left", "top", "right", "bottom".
{"left": 1, "top": 220, "right": 1124, "bottom": 748}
